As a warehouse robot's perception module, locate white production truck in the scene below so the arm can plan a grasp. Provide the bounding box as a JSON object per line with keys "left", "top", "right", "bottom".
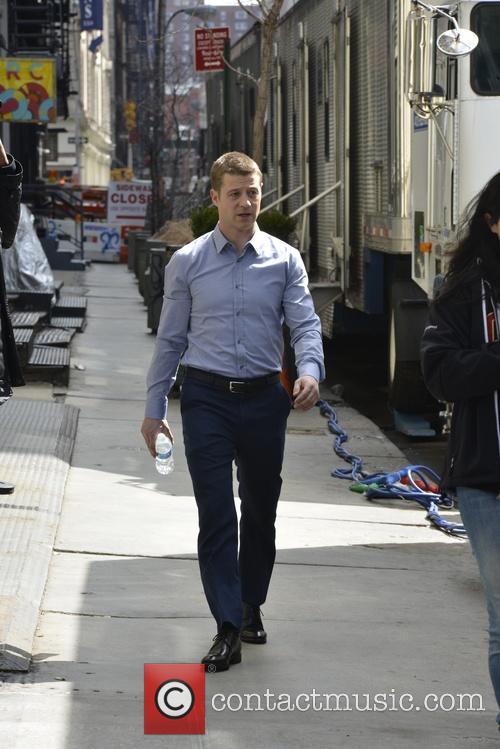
{"left": 384, "top": 1, "right": 500, "bottom": 429}
{"left": 208, "top": 0, "right": 500, "bottom": 431}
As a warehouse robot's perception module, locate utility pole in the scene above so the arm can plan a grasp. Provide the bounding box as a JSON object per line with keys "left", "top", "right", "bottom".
{"left": 0, "top": 2, "right": 9, "bottom": 153}
{"left": 223, "top": 37, "right": 232, "bottom": 152}
{"left": 149, "top": 0, "right": 167, "bottom": 233}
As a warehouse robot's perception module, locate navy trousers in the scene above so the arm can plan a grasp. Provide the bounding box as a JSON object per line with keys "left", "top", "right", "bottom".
{"left": 180, "top": 377, "right": 291, "bottom": 630}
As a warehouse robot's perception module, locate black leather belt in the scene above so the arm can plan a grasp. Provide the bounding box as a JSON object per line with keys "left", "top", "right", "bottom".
{"left": 185, "top": 366, "right": 280, "bottom": 394}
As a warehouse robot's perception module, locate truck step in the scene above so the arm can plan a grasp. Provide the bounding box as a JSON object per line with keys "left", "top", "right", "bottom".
{"left": 51, "top": 296, "right": 87, "bottom": 317}
{"left": 25, "top": 345, "right": 70, "bottom": 386}
{"left": 34, "top": 328, "right": 75, "bottom": 347}
{"left": 13, "top": 327, "right": 36, "bottom": 368}
{"left": 10, "top": 311, "right": 48, "bottom": 329}
{"left": 49, "top": 316, "right": 87, "bottom": 332}
{"left": 9, "top": 290, "right": 54, "bottom": 313}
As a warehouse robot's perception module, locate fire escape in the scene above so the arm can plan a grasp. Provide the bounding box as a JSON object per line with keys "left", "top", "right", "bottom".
{"left": 8, "top": 0, "right": 71, "bottom": 117}
{"left": 7, "top": 0, "right": 72, "bottom": 182}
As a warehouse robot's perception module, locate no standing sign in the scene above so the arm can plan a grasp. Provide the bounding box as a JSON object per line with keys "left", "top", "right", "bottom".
{"left": 194, "top": 27, "right": 230, "bottom": 73}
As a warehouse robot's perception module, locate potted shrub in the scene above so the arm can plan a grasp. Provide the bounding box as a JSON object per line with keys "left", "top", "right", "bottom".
{"left": 191, "top": 205, "right": 296, "bottom": 242}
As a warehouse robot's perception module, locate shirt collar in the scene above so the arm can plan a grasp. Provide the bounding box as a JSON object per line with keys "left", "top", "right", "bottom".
{"left": 212, "top": 223, "right": 265, "bottom": 256}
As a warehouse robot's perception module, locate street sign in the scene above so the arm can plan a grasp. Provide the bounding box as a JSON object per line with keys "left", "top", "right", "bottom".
{"left": 68, "top": 136, "right": 89, "bottom": 144}
{"left": 107, "top": 181, "right": 152, "bottom": 226}
{"left": 194, "top": 26, "right": 230, "bottom": 73}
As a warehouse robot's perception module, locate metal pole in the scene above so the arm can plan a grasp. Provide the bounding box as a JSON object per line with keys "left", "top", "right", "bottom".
{"left": 223, "top": 37, "right": 232, "bottom": 151}
{"left": 289, "top": 180, "right": 341, "bottom": 218}
{"left": 70, "top": 11, "right": 82, "bottom": 185}
{"left": 275, "top": 47, "right": 282, "bottom": 201}
{"left": 259, "top": 183, "right": 304, "bottom": 213}
{"left": 0, "top": 3, "right": 9, "bottom": 153}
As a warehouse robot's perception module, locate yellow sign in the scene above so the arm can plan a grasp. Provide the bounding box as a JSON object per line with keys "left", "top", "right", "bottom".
{"left": 0, "top": 58, "right": 56, "bottom": 122}
{"left": 111, "top": 168, "right": 134, "bottom": 181}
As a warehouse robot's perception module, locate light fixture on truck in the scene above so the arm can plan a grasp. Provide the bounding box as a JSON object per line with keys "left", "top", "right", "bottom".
{"left": 414, "top": 1, "right": 479, "bottom": 56}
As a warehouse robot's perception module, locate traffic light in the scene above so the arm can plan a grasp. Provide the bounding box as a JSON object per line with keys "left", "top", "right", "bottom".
{"left": 124, "top": 101, "right": 136, "bottom": 131}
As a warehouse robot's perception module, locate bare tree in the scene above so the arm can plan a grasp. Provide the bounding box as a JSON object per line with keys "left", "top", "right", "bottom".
{"left": 236, "top": 0, "right": 284, "bottom": 167}
{"left": 143, "top": 2, "right": 194, "bottom": 230}
{"left": 164, "top": 53, "right": 198, "bottom": 221}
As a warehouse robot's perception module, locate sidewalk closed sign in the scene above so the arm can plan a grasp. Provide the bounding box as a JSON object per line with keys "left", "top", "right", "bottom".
{"left": 194, "top": 27, "right": 230, "bottom": 73}
{"left": 107, "top": 181, "right": 152, "bottom": 226}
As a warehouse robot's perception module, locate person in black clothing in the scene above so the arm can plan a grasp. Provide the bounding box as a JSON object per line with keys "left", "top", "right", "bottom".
{"left": 0, "top": 136, "right": 24, "bottom": 494}
{"left": 421, "top": 171, "right": 500, "bottom": 730}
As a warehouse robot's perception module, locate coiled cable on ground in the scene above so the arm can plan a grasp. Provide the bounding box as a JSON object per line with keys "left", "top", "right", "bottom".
{"left": 317, "top": 399, "right": 466, "bottom": 538}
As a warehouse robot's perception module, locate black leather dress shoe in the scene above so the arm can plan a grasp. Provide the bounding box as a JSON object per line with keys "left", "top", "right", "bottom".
{"left": 201, "top": 627, "right": 241, "bottom": 672}
{"left": 0, "top": 481, "right": 14, "bottom": 495}
{"left": 240, "top": 603, "right": 267, "bottom": 644}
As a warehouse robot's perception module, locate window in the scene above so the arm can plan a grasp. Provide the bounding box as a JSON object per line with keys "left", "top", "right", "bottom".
{"left": 270, "top": 77, "right": 275, "bottom": 164}
{"left": 317, "top": 47, "right": 323, "bottom": 103}
{"left": 249, "top": 87, "right": 256, "bottom": 119}
{"left": 323, "top": 39, "right": 330, "bottom": 160}
{"left": 292, "top": 61, "right": 297, "bottom": 164}
{"left": 46, "top": 130, "right": 58, "bottom": 161}
{"left": 470, "top": 3, "right": 500, "bottom": 95}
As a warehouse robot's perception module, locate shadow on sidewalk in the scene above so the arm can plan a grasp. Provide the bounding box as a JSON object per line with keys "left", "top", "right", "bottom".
{"left": 1, "top": 538, "right": 496, "bottom": 748}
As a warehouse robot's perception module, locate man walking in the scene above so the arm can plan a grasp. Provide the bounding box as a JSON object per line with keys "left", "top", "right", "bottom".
{"left": 142, "top": 152, "right": 324, "bottom": 672}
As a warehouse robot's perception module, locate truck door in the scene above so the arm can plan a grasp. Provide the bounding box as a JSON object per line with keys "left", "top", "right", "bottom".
{"left": 457, "top": 2, "right": 500, "bottom": 214}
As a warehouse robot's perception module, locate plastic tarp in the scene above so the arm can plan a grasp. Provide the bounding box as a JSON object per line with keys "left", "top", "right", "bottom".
{"left": 3, "top": 204, "right": 55, "bottom": 294}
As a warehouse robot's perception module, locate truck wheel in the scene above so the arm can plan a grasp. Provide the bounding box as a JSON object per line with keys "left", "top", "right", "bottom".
{"left": 388, "top": 280, "right": 437, "bottom": 414}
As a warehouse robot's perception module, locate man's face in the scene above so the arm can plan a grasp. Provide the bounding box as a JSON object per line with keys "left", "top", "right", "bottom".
{"left": 210, "top": 172, "right": 262, "bottom": 236}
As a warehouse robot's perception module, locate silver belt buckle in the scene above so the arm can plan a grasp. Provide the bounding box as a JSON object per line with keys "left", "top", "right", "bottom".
{"left": 229, "top": 380, "right": 245, "bottom": 393}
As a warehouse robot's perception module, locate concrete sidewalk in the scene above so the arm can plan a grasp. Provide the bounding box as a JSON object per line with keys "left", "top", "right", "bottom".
{"left": 0, "top": 263, "right": 497, "bottom": 748}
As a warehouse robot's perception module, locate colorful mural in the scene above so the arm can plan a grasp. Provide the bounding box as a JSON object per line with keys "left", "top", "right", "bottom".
{"left": 0, "top": 58, "right": 56, "bottom": 123}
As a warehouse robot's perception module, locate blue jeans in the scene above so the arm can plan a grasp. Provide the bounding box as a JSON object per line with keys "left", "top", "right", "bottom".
{"left": 457, "top": 486, "right": 500, "bottom": 723}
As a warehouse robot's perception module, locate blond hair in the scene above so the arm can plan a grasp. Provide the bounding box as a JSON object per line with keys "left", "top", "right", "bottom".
{"left": 210, "top": 151, "right": 262, "bottom": 193}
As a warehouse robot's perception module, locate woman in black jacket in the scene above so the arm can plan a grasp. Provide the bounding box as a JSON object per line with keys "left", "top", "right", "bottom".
{"left": 0, "top": 136, "right": 24, "bottom": 494}
{"left": 421, "top": 172, "right": 500, "bottom": 730}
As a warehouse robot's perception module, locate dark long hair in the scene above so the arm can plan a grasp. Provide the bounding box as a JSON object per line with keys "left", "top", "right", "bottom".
{"left": 437, "top": 171, "right": 500, "bottom": 301}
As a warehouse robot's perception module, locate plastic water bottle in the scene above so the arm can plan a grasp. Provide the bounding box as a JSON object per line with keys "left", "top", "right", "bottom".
{"left": 155, "top": 432, "right": 174, "bottom": 475}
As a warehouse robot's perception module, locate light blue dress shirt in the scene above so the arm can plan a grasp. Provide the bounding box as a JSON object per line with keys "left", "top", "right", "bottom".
{"left": 145, "top": 224, "right": 325, "bottom": 419}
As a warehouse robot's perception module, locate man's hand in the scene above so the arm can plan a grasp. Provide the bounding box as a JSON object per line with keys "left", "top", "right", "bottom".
{"left": 141, "top": 418, "right": 174, "bottom": 458}
{"left": 0, "top": 138, "right": 8, "bottom": 167}
{"left": 292, "top": 375, "right": 319, "bottom": 411}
